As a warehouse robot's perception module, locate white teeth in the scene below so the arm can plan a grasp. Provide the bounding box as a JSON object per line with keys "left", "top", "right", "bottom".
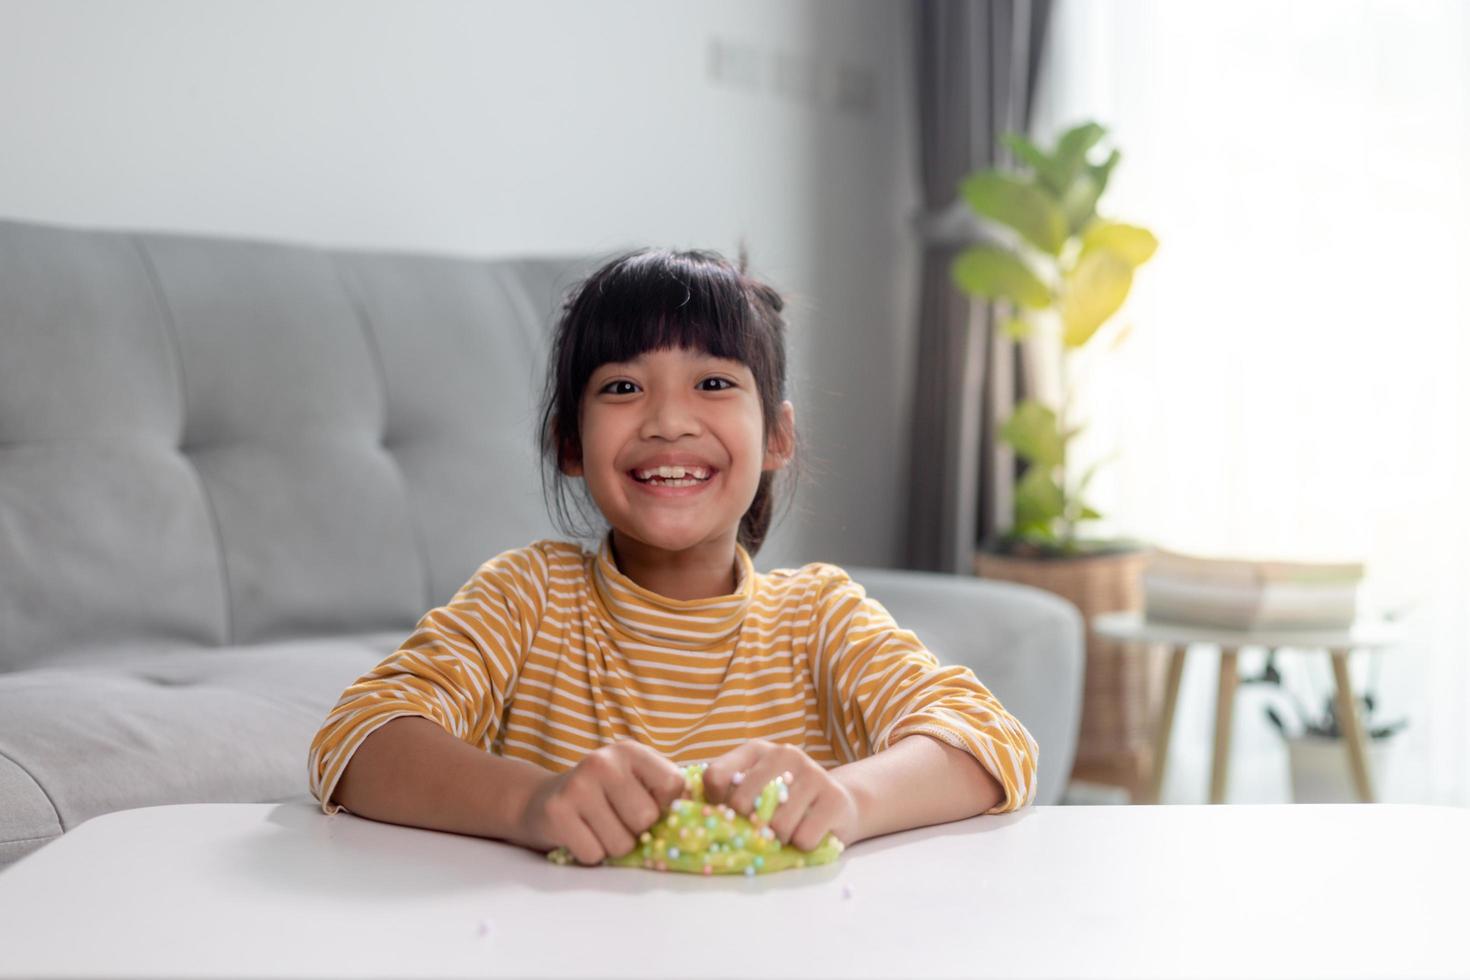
{"left": 634, "top": 465, "right": 711, "bottom": 481}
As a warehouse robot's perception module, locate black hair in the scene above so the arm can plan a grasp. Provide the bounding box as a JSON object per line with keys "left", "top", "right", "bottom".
{"left": 537, "top": 247, "right": 800, "bottom": 556}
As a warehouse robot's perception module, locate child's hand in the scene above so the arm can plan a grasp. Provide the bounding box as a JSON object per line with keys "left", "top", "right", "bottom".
{"left": 702, "top": 739, "right": 860, "bottom": 852}
{"left": 518, "top": 741, "right": 686, "bottom": 865}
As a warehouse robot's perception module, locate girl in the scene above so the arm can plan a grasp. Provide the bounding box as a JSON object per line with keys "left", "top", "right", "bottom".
{"left": 308, "top": 248, "right": 1038, "bottom": 866}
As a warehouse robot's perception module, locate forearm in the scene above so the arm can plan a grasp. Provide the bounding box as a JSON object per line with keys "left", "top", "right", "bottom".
{"left": 832, "top": 733, "right": 1004, "bottom": 844}
{"left": 330, "top": 715, "right": 551, "bottom": 847}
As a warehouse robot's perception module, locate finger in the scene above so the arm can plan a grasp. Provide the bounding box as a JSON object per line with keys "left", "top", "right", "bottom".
{"left": 561, "top": 817, "right": 607, "bottom": 867}
{"left": 726, "top": 753, "right": 793, "bottom": 818}
{"left": 605, "top": 774, "right": 663, "bottom": 836}
{"left": 768, "top": 778, "right": 820, "bottom": 844}
{"left": 790, "top": 793, "right": 842, "bottom": 852}
{"left": 582, "top": 790, "right": 638, "bottom": 860}
{"left": 700, "top": 741, "right": 765, "bottom": 805}
{"left": 628, "top": 745, "right": 689, "bottom": 808}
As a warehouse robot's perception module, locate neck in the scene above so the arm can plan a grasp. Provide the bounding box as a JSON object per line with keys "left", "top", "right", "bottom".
{"left": 608, "top": 528, "right": 741, "bottom": 600}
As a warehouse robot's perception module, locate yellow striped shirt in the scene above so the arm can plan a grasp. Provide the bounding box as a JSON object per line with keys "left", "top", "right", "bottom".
{"left": 308, "top": 533, "right": 1039, "bottom": 816}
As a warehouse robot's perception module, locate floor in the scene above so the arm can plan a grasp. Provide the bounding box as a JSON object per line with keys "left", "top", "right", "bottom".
{"left": 1059, "top": 645, "right": 1437, "bottom": 806}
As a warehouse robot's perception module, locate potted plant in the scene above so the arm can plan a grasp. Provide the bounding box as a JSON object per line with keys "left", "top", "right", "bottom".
{"left": 1257, "top": 654, "right": 1409, "bottom": 803}
{"left": 952, "top": 120, "right": 1161, "bottom": 799}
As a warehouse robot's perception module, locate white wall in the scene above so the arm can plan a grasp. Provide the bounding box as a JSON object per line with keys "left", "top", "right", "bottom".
{"left": 0, "top": 0, "right": 920, "bottom": 572}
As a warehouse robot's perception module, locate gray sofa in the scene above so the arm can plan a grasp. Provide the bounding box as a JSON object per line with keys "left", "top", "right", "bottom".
{"left": 0, "top": 216, "right": 1084, "bottom": 870}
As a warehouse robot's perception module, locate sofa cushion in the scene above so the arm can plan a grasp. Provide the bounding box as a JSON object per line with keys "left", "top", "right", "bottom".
{"left": 137, "top": 234, "right": 431, "bottom": 647}
{"left": 0, "top": 217, "right": 599, "bottom": 671}
{"left": 332, "top": 252, "right": 596, "bottom": 606}
{"left": 0, "top": 751, "right": 62, "bottom": 869}
{"left": 0, "top": 631, "right": 406, "bottom": 867}
{"left": 0, "top": 224, "right": 230, "bottom": 672}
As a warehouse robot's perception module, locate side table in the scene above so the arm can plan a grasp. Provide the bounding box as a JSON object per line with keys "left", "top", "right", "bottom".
{"left": 1091, "top": 613, "right": 1402, "bottom": 805}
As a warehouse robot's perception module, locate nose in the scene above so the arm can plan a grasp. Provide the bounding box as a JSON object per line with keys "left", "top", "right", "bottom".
{"left": 638, "top": 387, "right": 702, "bottom": 441}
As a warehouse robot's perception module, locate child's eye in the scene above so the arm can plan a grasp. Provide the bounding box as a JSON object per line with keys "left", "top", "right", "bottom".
{"left": 601, "top": 380, "right": 638, "bottom": 395}
{"left": 700, "top": 377, "right": 735, "bottom": 391}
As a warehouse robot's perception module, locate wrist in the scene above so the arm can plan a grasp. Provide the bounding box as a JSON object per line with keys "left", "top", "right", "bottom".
{"left": 477, "top": 754, "right": 556, "bottom": 848}
{"left": 830, "top": 764, "right": 877, "bottom": 846}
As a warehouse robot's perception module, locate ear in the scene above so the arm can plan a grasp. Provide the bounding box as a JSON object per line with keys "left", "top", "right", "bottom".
{"left": 556, "top": 432, "right": 583, "bottom": 477}
{"left": 762, "top": 401, "right": 796, "bottom": 472}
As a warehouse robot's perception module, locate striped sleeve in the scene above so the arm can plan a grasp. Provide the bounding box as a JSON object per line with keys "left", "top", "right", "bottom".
{"left": 807, "top": 566, "right": 1040, "bottom": 814}
{"left": 306, "top": 542, "right": 550, "bottom": 815}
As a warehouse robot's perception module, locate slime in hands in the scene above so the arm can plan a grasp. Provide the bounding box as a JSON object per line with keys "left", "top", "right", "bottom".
{"left": 547, "top": 763, "right": 844, "bottom": 875}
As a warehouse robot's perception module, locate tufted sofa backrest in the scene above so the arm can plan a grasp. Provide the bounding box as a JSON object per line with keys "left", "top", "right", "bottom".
{"left": 0, "top": 218, "right": 602, "bottom": 671}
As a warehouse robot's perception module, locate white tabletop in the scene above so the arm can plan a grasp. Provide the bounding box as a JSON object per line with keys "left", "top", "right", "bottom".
{"left": 0, "top": 802, "right": 1466, "bottom": 979}
{"left": 1091, "top": 611, "right": 1404, "bottom": 650}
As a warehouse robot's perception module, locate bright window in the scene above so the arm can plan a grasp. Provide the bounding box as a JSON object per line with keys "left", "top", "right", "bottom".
{"left": 1031, "top": 0, "right": 1470, "bottom": 805}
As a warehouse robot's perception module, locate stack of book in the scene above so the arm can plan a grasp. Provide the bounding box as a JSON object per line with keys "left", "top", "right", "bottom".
{"left": 1143, "top": 549, "right": 1366, "bottom": 630}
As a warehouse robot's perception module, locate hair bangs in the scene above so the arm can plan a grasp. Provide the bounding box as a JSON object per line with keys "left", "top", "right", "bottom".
{"left": 571, "top": 250, "right": 758, "bottom": 376}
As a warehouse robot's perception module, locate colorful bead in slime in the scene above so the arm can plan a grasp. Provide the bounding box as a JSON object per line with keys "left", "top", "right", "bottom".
{"left": 547, "top": 763, "right": 844, "bottom": 874}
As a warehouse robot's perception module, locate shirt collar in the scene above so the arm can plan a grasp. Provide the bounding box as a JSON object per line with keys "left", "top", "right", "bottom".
{"left": 590, "top": 531, "right": 755, "bottom": 648}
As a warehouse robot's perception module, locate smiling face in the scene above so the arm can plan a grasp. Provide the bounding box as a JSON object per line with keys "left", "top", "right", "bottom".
{"left": 561, "top": 345, "right": 795, "bottom": 557}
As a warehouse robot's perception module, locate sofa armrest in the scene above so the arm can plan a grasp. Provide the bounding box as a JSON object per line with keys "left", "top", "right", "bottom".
{"left": 841, "top": 566, "right": 1084, "bottom": 807}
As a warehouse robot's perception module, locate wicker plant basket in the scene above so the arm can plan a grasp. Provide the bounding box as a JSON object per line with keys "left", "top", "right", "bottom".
{"left": 974, "top": 546, "right": 1158, "bottom": 801}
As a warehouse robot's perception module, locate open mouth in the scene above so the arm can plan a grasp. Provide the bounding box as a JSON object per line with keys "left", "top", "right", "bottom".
{"left": 628, "top": 465, "right": 717, "bottom": 488}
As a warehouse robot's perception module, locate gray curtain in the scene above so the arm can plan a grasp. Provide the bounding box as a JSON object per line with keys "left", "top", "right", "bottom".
{"left": 904, "top": 0, "right": 1053, "bottom": 574}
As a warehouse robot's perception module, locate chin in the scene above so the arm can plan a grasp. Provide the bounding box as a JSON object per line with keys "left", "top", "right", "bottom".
{"left": 620, "top": 522, "right": 726, "bottom": 553}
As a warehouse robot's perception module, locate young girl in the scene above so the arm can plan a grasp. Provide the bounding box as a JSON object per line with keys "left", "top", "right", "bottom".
{"left": 308, "top": 248, "right": 1038, "bottom": 866}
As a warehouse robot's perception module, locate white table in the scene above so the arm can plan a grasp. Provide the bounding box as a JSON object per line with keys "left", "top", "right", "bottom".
{"left": 1, "top": 801, "right": 1466, "bottom": 979}
{"left": 1092, "top": 612, "right": 1402, "bottom": 806}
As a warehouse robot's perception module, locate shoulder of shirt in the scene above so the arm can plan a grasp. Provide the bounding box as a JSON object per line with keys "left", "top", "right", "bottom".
{"left": 471, "top": 538, "right": 586, "bottom": 583}
{"left": 758, "top": 560, "right": 863, "bottom": 604}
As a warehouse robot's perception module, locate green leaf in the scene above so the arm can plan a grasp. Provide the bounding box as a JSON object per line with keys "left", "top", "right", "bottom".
{"left": 959, "top": 171, "right": 1067, "bottom": 255}
{"left": 1013, "top": 519, "right": 1056, "bottom": 541}
{"left": 1000, "top": 400, "right": 1065, "bottom": 467}
{"left": 1053, "top": 122, "right": 1107, "bottom": 186}
{"left": 1014, "top": 464, "right": 1066, "bottom": 531}
{"left": 1001, "top": 315, "right": 1034, "bottom": 340}
{"left": 1080, "top": 222, "right": 1159, "bottom": 267}
{"left": 1001, "top": 134, "right": 1069, "bottom": 195}
{"left": 1089, "top": 148, "right": 1122, "bottom": 199}
{"left": 1060, "top": 173, "right": 1103, "bottom": 235}
{"left": 1077, "top": 504, "right": 1103, "bottom": 521}
{"left": 1060, "top": 248, "right": 1134, "bottom": 348}
{"left": 950, "top": 246, "right": 1051, "bottom": 309}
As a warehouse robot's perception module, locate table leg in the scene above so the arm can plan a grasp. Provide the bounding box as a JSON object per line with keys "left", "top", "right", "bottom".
{"left": 1329, "top": 649, "right": 1377, "bottom": 803}
{"left": 1210, "top": 647, "right": 1239, "bottom": 804}
{"left": 1147, "top": 644, "right": 1187, "bottom": 805}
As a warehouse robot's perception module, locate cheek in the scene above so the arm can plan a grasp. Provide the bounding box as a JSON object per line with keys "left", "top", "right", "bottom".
{"left": 576, "top": 414, "right": 617, "bottom": 467}
{"left": 732, "top": 424, "right": 768, "bottom": 475}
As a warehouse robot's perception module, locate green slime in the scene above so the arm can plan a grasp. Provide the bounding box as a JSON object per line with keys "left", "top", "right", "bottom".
{"left": 547, "top": 763, "right": 844, "bottom": 874}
